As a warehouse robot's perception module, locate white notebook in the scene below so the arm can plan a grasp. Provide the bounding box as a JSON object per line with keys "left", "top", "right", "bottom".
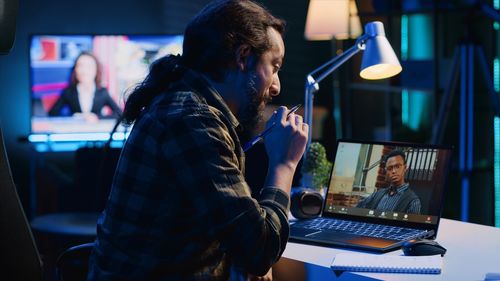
{"left": 331, "top": 253, "right": 443, "bottom": 274}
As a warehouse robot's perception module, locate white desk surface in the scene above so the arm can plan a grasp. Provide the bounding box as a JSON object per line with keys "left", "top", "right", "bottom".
{"left": 283, "top": 218, "right": 500, "bottom": 280}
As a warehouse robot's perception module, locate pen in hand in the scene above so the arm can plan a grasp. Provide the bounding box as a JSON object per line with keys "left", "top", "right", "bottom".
{"left": 242, "top": 104, "right": 302, "bottom": 152}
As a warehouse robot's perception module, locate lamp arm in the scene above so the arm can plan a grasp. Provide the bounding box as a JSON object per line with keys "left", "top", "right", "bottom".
{"left": 310, "top": 40, "right": 365, "bottom": 85}
{"left": 308, "top": 34, "right": 369, "bottom": 83}
{"left": 303, "top": 35, "right": 369, "bottom": 154}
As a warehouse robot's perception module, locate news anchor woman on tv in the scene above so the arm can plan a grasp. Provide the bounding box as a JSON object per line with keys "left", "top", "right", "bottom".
{"left": 48, "top": 51, "right": 122, "bottom": 121}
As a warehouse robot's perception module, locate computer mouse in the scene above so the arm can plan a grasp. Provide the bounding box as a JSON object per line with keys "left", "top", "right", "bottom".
{"left": 402, "top": 239, "right": 447, "bottom": 256}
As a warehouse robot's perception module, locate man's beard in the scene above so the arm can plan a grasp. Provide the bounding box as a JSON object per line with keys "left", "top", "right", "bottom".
{"left": 237, "top": 73, "right": 268, "bottom": 143}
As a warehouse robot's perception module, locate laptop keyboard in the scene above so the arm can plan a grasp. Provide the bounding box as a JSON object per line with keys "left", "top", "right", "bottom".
{"left": 292, "top": 218, "right": 426, "bottom": 241}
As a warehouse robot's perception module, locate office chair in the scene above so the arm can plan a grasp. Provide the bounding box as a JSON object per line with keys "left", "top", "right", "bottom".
{"left": 29, "top": 144, "right": 120, "bottom": 280}
{"left": 29, "top": 151, "right": 100, "bottom": 280}
{"left": 0, "top": 125, "right": 44, "bottom": 281}
{"left": 30, "top": 144, "right": 119, "bottom": 235}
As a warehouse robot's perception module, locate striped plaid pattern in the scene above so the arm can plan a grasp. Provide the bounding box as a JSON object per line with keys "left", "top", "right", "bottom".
{"left": 87, "top": 70, "right": 290, "bottom": 281}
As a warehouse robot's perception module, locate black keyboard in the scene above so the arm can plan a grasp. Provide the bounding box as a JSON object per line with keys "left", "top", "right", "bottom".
{"left": 292, "top": 218, "right": 426, "bottom": 241}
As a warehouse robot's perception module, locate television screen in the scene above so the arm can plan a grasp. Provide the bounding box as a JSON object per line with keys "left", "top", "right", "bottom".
{"left": 29, "top": 34, "right": 183, "bottom": 139}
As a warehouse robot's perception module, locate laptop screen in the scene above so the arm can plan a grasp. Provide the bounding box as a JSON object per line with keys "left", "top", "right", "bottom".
{"left": 323, "top": 140, "right": 452, "bottom": 226}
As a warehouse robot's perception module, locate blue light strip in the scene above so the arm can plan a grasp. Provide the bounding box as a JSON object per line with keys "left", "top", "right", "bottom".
{"left": 402, "top": 89, "right": 409, "bottom": 124}
{"left": 467, "top": 46, "right": 474, "bottom": 173}
{"left": 401, "top": 15, "right": 408, "bottom": 61}
{"left": 28, "top": 132, "right": 130, "bottom": 143}
{"left": 401, "top": 15, "right": 409, "bottom": 127}
{"left": 495, "top": 0, "right": 500, "bottom": 227}
{"left": 462, "top": 177, "right": 470, "bottom": 222}
{"left": 28, "top": 134, "right": 49, "bottom": 142}
{"left": 465, "top": 46, "right": 475, "bottom": 222}
{"left": 495, "top": 58, "right": 499, "bottom": 91}
{"left": 403, "top": 14, "right": 433, "bottom": 130}
{"left": 459, "top": 48, "right": 466, "bottom": 174}
{"left": 495, "top": 57, "right": 500, "bottom": 227}
{"left": 495, "top": 117, "right": 500, "bottom": 227}
{"left": 49, "top": 133, "right": 111, "bottom": 142}
{"left": 495, "top": 0, "right": 500, "bottom": 30}
{"left": 459, "top": 46, "right": 468, "bottom": 221}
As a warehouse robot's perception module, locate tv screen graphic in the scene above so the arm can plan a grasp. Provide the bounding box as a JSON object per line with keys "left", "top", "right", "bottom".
{"left": 29, "top": 34, "right": 183, "bottom": 137}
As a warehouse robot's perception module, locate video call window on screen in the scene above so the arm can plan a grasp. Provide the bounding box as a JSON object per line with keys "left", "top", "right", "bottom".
{"left": 29, "top": 34, "right": 183, "bottom": 136}
{"left": 324, "top": 142, "right": 451, "bottom": 224}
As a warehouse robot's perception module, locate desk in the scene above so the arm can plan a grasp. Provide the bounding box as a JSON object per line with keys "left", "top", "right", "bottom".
{"left": 283, "top": 218, "right": 500, "bottom": 280}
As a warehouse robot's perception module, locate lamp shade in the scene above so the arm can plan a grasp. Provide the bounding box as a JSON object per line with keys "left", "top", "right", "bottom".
{"left": 359, "top": 21, "right": 402, "bottom": 79}
{"left": 304, "top": 0, "right": 362, "bottom": 41}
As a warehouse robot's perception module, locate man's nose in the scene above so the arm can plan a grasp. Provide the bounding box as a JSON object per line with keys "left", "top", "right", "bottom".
{"left": 269, "top": 76, "right": 280, "bottom": 97}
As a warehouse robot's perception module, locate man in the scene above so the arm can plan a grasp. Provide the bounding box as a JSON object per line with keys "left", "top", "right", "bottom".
{"left": 356, "top": 150, "right": 421, "bottom": 214}
{"left": 87, "top": 0, "right": 308, "bottom": 280}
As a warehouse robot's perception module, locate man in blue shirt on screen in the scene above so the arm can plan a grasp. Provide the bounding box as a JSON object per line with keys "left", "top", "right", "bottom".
{"left": 87, "top": 0, "right": 308, "bottom": 280}
{"left": 357, "top": 149, "right": 422, "bottom": 214}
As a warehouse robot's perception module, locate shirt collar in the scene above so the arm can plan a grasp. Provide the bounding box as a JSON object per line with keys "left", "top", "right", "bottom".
{"left": 179, "top": 69, "right": 240, "bottom": 130}
{"left": 389, "top": 182, "right": 409, "bottom": 195}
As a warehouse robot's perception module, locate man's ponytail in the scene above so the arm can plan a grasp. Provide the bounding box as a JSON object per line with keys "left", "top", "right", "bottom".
{"left": 122, "top": 55, "right": 185, "bottom": 125}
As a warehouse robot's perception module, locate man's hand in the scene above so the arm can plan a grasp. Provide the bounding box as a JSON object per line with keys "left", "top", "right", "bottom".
{"left": 264, "top": 106, "right": 308, "bottom": 169}
{"left": 263, "top": 106, "right": 309, "bottom": 193}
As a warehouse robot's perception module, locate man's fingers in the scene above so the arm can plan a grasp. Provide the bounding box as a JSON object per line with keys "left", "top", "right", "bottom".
{"left": 294, "top": 114, "right": 303, "bottom": 126}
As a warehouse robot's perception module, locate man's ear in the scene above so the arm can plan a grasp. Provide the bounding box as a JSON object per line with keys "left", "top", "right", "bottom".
{"left": 235, "top": 44, "right": 252, "bottom": 71}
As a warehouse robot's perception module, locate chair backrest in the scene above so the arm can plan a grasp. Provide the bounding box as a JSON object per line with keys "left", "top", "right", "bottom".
{"left": 0, "top": 126, "right": 43, "bottom": 281}
{"left": 56, "top": 242, "right": 94, "bottom": 281}
{"left": 74, "top": 146, "right": 121, "bottom": 212}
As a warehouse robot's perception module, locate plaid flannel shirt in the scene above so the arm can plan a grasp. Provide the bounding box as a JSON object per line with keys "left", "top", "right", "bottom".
{"left": 87, "top": 69, "right": 290, "bottom": 281}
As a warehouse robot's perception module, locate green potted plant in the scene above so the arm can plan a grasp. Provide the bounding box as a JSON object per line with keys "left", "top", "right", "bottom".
{"left": 301, "top": 142, "right": 332, "bottom": 196}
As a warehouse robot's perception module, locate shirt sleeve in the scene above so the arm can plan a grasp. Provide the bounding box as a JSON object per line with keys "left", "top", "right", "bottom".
{"left": 161, "top": 107, "right": 290, "bottom": 276}
{"left": 357, "top": 192, "right": 375, "bottom": 208}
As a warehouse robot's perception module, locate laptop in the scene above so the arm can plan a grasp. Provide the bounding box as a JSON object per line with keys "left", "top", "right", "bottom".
{"left": 290, "top": 139, "right": 453, "bottom": 252}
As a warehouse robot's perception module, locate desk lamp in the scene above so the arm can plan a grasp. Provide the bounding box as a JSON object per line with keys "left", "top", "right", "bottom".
{"left": 303, "top": 21, "right": 403, "bottom": 158}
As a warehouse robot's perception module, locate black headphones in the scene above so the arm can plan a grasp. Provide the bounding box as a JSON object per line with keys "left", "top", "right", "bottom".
{"left": 290, "top": 188, "right": 323, "bottom": 219}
